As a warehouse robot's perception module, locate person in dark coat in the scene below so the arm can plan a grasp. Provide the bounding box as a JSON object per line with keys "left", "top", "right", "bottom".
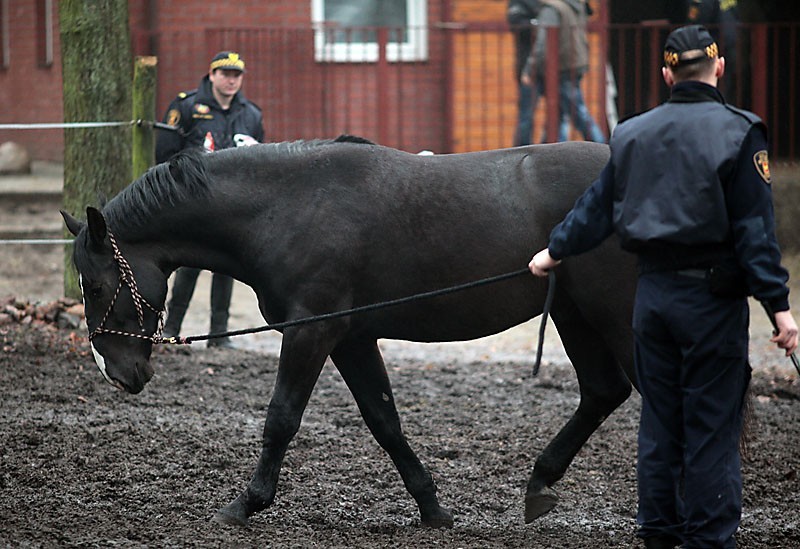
{"left": 520, "top": 0, "right": 605, "bottom": 143}
{"left": 158, "top": 51, "right": 264, "bottom": 348}
{"left": 528, "top": 25, "right": 797, "bottom": 548}
{"left": 507, "top": 0, "right": 542, "bottom": 146}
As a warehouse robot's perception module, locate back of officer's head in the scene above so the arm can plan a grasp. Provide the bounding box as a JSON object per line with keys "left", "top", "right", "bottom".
{"left": 663, "top": 25, "right": 721, "bottom": 83}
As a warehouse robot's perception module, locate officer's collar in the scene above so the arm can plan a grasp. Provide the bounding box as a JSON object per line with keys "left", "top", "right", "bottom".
{"left": 668, "top": 81, "right": 724, "bottom": 104}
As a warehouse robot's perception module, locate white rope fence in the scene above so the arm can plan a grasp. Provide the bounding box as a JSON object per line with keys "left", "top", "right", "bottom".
{"left": 0, "top": 119, "right": 176, "bottom": 245}
{"left": 0, "top": 120, "right": 175, "bottom": 130}
{"left": 0, "top": 239, "right": 73, "bottom": 245}
{"left": 0, "top": 121, "right": 133, "bottom": 130}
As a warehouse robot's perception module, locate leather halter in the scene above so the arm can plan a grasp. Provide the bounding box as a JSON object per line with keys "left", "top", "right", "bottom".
{"left": 87, "top": 231, "right": 165, "bottom": 344}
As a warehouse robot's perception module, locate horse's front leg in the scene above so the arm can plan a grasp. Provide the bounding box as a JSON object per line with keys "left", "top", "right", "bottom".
{"left": 214, "top": 324, "right": 334, "bottom": 527}
{"left": 331, "top": 337, "right": 453, "bottom": 527}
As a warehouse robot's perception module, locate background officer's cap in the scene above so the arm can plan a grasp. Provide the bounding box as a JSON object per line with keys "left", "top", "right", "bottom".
{"left": 209, "top": 51, "right": 246, "bottom": 73}
{"left": 663, "top": 25, "right": 719, "bottom": 68}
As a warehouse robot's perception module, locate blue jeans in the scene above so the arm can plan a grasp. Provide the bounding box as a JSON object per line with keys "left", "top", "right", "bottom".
{"left": 513, "top": 72, "right": 605, "bottom": 146}
{"left": 513, "top": 80, "right": 540, "bottom": 146}
{"left": 557, "top": 70, "right": 605, "bottom": 143}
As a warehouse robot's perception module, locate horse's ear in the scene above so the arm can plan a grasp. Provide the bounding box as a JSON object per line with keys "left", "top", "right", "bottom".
{"left": 85, "top": 207, "right": 108, "bottom": 249}
{"left": 60, "top": 210, "right": 85, "bottom": 237}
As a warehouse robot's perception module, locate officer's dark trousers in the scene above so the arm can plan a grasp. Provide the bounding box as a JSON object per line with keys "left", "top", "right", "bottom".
{"left": 164, "top": 267, "right": 233, "bottom": 334}
{"left": 633, "top": 271, "right": 750, "bottom": 548}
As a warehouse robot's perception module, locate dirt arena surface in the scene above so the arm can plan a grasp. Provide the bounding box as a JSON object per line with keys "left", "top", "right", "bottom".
{"left": 1, "top": 243, "right": 799, "bottom": 548}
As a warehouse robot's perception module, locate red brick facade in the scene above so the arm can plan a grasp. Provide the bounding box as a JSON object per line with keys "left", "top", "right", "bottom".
{"left": 1, "top": 1, "right": 456, "bottom": 161}
{"left": 5, "top": 2, "right": 797, "bottom": 161}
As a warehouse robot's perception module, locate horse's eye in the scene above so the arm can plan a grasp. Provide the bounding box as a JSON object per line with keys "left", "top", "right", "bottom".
{"left": 89, "top": 283, "right": 103, "bottom": 298}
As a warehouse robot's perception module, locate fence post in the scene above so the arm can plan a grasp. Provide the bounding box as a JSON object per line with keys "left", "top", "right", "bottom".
{"left": 648, "top": 25, "right": 662, "bottom": 110}
{"left": 132, "top": 56, "right": 157, "bottom": 178}
{"left": 750, "top": 24, "right": 768, "bottom": 122}
{"left": 544, "top": 26, "right": 560, "bottom": 143}
{"left": 377, "top": 28, "right": 390, "bottom": 146}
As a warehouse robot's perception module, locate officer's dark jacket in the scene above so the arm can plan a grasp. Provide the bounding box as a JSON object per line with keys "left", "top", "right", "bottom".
{"left": 507, "top": 0, "right": 541, "bottom": 79}
{"left": 548, "top": 81, "right": 790, "bottom": 311}
{"left": 156, "top": 75, "right": 264, "bottom": 164}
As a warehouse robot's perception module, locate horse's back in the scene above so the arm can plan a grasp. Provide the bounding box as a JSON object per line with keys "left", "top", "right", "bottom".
{"left": 216, "top": 140, "right": 629, "bottom": 346}
{"left": 317, "top": 141, "right": 618, "bottom": 341}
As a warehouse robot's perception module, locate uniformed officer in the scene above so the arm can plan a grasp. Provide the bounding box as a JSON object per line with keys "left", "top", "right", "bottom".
{"left": 528, "top": 25, "right": 797, "bottom": 548}
{"left": 158, "top": 51, "right": 264, "bottom": 348}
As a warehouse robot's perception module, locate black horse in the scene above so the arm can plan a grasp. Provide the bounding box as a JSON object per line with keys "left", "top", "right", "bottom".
{"left": 62, "top": 137, "right": 637, "bottom": 528}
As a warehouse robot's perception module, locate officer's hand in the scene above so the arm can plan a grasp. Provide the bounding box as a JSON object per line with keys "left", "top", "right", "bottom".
{"left": 771, "top": 310, "right": 799, "bottom": 356}
{"left": 528, "top": 248, "right": 561, "bottom": 277}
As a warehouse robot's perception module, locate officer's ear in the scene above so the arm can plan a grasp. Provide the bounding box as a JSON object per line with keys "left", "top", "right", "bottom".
{"left": 715, "top": 57, "right": 726, "bottom": 79}
{"left": 662, "top": 66, "right": 675, "bottom": 88}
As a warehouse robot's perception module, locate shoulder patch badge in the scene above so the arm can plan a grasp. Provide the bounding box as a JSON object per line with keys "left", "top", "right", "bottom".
{"left": 753, "top": 150, "right": 771, "bottom": 184}
{"left": 166, "top": 109, "right": 180, "bottom": 126}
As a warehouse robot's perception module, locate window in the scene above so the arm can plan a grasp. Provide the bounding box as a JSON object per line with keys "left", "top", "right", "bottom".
{"left": 312, "top": 0, "right": 428, "bottom": 62}
{"left": 0, "top": 0, "right": 8, "bottom": 69}
{"left": 36, "top": 0, "right": 54, "bottom": 67}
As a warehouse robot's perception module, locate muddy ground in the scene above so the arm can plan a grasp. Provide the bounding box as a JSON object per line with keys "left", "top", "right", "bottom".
{"left": 1, "top": 245, "right": 799, "bottom": 548}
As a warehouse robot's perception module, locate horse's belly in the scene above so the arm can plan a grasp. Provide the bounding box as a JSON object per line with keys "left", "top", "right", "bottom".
{"left": 361, "top": 287, "right": 545, "bottom": 343}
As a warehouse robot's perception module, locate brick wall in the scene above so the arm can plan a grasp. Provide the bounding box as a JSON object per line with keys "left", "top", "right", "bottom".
{"left": 0, "top": 2, "right": 64, "bottom": 161}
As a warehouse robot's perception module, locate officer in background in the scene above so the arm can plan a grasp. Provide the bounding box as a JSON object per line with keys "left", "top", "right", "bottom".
{"left": 528, "top": 25, "right": 797, "bottom": 548}
{"left": 157, "top": 51, "right": 264, "bottom": 348}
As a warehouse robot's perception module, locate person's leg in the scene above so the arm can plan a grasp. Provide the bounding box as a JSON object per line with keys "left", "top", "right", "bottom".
{"left": 558, "top": 71, "right": 605, "bottom": 143}
{"left": 162, "top": 267, "right": 201, "bottom": 337}
{"left": 676, "top": 289, "right": 749, "bottom": 548}
{"left": 208, "top": 273, "right": 235, "bottom": 348}
{"left": 633, "top": 273, "right": 685, "bottom": 547}
{"left": 514, "top": 81, "right": 534, "bottom": 146}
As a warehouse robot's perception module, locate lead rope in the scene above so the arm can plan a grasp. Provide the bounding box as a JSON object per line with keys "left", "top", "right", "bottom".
{"left": 167, "top": 267, "right": 558, "bottom": 376}
{"left": 96, "top": 231, "right": 557, "bottom": 373}
{"left": 532, "top": 270, "right": 556, "bottom": 376}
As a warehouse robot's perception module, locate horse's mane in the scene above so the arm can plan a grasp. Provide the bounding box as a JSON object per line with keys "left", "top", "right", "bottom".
{"left": 102, "top": 135, "right": 376, "bottom": 236}
{"left": 102, "top": 148, "right": 210, "bottom": 235}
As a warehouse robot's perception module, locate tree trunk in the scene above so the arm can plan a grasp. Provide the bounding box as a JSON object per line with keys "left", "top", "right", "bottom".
{"left": 60, "top": 0, "right": 132, "bottom": 298}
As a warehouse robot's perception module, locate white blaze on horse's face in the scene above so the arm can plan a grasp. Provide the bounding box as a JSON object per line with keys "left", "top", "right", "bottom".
{"left": 79, "top": 274, "right": 116, "bottom": 388}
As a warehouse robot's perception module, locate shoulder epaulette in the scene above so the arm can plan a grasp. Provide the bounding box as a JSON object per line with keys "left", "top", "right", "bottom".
{"left": 176, "top": 89, "right": 198, "bottom": 101}
{"left": 723, "top": 103, "right": 763, "bottom": 126}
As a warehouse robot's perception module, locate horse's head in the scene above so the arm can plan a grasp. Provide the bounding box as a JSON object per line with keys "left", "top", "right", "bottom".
{"left": 62, "top": 207, "right": 168, "bottom": 394}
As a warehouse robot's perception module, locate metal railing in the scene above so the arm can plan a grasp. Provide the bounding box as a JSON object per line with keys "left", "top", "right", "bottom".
{"left": 1, "top": 22, "right": 796, "bottom": 161}
{"left": 134, "top": 22, "right": 796, "bottom": 159}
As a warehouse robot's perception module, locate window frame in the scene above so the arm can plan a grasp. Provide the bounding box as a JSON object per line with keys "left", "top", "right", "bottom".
{"left": 311, "top": 0, "right": 428, "bottom": 63}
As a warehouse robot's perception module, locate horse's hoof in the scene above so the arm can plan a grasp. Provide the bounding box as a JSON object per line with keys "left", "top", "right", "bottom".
{"left": 524, "top": 487, "right": 558, "bottom": 523}
{"left": 421, "top": 506, "right": 454, "bottom": 528}
{"left": 213, "top": 501, "right": 250, "bottom": 527}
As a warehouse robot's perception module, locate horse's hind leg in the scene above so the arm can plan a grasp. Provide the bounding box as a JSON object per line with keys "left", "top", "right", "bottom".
{"left": 214, "top": 326, "right": 332, "bottom": 527}
{"left": 330, "top": 337, "right": 454, "bottom": 528}
{"left": 525, "top": 295, "right": 632, "bottom": 523}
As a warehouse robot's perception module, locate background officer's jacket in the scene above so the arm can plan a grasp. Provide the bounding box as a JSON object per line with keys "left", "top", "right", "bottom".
{"left": 156, "top": 75, "right": 264, "bottom": 164}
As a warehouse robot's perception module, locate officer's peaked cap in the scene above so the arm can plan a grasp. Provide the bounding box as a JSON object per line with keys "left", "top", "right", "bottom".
{"left": 663, "top": 25, "right": 719, "bottom": 68}
{"left": 210, "top": 51, "right": 246, "bottom": 73}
